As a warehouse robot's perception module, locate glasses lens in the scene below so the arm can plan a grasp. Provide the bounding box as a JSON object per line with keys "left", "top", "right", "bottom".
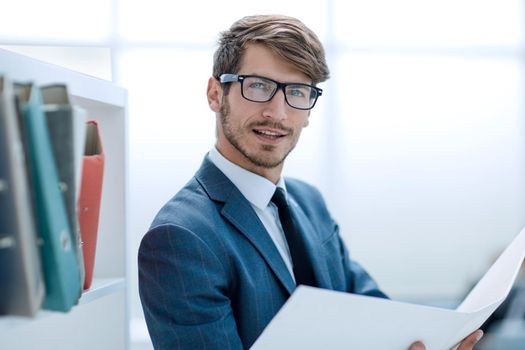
{"left": 285, "top": 85, "right": 317, "bottom": 109}
{"left": 242, "top": 76, "right": 277, "bottom": 102}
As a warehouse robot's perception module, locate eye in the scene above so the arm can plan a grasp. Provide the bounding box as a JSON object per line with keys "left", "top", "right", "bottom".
{"left": 248, "top": 81, "right": 270, "bottom": 90}
{"left": 289, "top": 89, "right": 305, "bottom": 97}
{"left": 287, "top": 86, "right": 308, "bottom": 98}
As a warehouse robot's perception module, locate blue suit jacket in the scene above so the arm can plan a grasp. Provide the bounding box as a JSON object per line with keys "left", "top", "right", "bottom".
{"left": 138, "top": 156, "right": 386, "bottom": 349}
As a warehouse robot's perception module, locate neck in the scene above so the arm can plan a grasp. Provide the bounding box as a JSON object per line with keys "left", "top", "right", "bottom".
{"left": 215, "top": 142, "right": 283, "bottom": 184}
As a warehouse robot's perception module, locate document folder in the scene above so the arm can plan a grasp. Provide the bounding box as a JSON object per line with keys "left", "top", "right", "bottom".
{"left": 0, "top": 76, "right": 45, "bottom": 317}
{"left": 15, "top": 82, "right": 81, "bottom": 312}
{"left": 251, "top": 227, "right": 525, "bottom": 350}
{"left": 78, "top": 120, "right": 105, "bottom": 290}
{"left": 42, "top": 84, "right": 87, "bottom": 290}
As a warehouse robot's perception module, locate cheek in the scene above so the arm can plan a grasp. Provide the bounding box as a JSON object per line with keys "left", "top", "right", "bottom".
{"left": 296, "top": 112, "right": 310, "bottom": 128}
{"left": 231, "top": 102, "right": 262, "bottom": 126}
{"left": 303, "top": 117, "right": 310, "bottom": 128}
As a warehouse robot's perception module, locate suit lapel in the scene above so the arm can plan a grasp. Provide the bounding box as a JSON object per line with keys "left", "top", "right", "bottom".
{"left": 195, "top": 157, "right": 296, "bottom": 295}
{"left": 221, "top": 195, "right": 296, "bottom": 294}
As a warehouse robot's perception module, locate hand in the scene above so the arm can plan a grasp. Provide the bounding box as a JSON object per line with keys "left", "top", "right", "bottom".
{"left": 408, "top": 329, "right": 484, "bottom": 350}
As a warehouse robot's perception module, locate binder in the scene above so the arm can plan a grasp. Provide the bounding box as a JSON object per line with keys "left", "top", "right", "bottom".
{"left": 42, "top": 84, "right": 86, "bottom": 290}
{"left": 0, "top": 76, "right": 45, "bottom": 317}
{"left": 78, "top": 120, "right": 105, "bottom": 290}
{"left": 15, "top": 82, "right": 81, "bottom": 312}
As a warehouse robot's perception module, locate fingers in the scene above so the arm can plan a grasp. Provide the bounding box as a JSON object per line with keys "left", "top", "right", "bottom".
{"left": 408, "top": 341, "right": 425, "bottom": 350}
{"left": 408, "top": 329, "right": 483, "bottom": 350}
{"left": 457, "top": 330, "right": 484, "bottom": 350}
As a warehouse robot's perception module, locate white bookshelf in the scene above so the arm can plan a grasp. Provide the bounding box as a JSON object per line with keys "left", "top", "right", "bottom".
{"left": 0, "top": 48, "right": 129, "bottom": 350}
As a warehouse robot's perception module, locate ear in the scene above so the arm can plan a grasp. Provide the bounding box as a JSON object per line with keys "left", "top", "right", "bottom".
{"left": 207, "top": 77, "right": 222, "bottom": 113}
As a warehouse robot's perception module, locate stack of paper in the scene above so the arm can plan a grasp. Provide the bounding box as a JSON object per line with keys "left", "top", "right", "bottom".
{"left": 252, "top": 227, "right": 525, "bottom": 350}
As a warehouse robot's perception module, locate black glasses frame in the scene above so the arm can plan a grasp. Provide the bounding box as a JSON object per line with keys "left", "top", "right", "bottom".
{"left": 219, "top": 73, "right": 323, "bottom": 110}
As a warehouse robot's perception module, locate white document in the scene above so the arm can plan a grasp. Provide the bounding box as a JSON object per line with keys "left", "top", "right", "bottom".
{"left": 251, "top": 227, "right": 525, "bottom": 350}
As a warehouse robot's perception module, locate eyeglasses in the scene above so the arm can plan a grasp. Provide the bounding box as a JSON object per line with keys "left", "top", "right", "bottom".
{"left": 219, "top": 74, "right": 322, "bottom": 110}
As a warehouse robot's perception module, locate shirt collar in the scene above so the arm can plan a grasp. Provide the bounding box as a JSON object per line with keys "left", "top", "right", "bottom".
{"left": 208, "top": 147, "right": 286, "bottom": 210}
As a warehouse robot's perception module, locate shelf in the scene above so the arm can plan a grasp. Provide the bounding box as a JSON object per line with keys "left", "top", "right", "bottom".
{"left": 79, "top": 278, "right": 126, "bottom": 305}
{"left": 0, "top": 48, "right": 126, "bottom": 108}
{"left": 0, "top": 278, "right": 126, "bottom": 331}
{"left": 0, "top": 47, "right": 128, "bottom": 349}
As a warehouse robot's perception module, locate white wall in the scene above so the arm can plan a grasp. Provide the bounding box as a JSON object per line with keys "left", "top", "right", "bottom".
{"left": 332, "top": 53, "right": 525, "bottom": 301}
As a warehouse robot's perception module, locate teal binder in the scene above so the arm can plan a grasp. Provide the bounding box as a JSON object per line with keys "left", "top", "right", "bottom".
{"left": 15, "top": 82, "right": 81, "bottom": 312}
{"left": 0, "top": 76, "right": 45, "bottom": 317}
{"left": 42, "top": 84, "right": 86, "bottom": 290}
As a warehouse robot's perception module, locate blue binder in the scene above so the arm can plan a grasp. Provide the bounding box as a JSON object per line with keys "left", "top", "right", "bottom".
{"left": 42, "top": 84, "right": 86, "bottom": 290}
{"left": 15, "top": 82, "right": 81, "bottom": 312}
{"left": 0, "top": 76, "right": 45, "bottom": 316}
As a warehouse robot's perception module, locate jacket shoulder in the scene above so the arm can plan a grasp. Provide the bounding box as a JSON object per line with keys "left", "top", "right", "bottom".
{"left": 150, "top": 176, "right": 217, "bottom": 231}
{"left": 284, "top": 177, "right": 325, "bottom": 207}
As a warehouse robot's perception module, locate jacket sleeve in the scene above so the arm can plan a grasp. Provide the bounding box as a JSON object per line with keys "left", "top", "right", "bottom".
{"left": 138, "top": 224, "right": 243, "bottom": 350}
{"left": 322, "top": 220, "right": 389, "bottom": 299}
{"left": 287, "top": 178, "right": 388, "bottom": 299}
{"left": 339, "top": 232, "right": 389, "bottom": 299}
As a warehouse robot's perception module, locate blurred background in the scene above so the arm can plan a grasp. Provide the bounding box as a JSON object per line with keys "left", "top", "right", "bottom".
{"left": 1, "top": 0, "right": 524, "bottom": 348}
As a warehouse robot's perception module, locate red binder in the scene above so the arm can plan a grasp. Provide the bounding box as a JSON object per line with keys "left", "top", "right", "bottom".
{"left": 78, "top": 120, "right": 104, "bottom": 290}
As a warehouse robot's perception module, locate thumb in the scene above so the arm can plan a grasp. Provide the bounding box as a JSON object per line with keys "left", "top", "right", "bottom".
{"left": 408, "top": 341, "right": 426, "bottom": 350}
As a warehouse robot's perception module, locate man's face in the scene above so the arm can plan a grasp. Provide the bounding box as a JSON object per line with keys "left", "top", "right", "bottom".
{"left": 213, "top": 43, "right": 311, "bottom": 177}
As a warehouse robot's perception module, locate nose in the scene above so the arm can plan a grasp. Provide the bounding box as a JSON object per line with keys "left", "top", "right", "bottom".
{"left": 262, "top": 88, "right": 288, "bottom": 121}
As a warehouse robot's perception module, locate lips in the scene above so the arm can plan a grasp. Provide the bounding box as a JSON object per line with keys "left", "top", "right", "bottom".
{"left": 253, "top": 128, "right": 287, "bottom": 139}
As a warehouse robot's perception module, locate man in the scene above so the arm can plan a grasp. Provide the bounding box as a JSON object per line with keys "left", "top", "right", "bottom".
{"left": 138, "top": 14, "right": 483, "bottom": 349}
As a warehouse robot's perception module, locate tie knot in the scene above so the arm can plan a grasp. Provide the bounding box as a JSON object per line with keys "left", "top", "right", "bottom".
{"left": 271, "top": 187, "right": 288, "bottom": 209}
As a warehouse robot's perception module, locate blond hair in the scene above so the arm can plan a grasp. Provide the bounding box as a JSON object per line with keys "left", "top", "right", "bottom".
{"left": 213, "top": 14, "right": 330, "bottom": 91}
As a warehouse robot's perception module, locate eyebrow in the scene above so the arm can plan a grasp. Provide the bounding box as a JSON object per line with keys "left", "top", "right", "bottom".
{"left": 243, "top": 74, "right": 313, "bottom": 85}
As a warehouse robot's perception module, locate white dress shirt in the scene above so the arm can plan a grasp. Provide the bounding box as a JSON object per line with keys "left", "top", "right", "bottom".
{"left": 208, "top": 147, "right": 295, "bottom": 281}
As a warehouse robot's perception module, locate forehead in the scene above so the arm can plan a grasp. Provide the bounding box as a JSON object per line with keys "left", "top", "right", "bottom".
{"left": 238, "top": 43, "right": 311, "bottom": 84}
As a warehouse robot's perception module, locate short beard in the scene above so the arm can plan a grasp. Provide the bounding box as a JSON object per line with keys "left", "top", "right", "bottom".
{"left": 219, "top": 97, "right": 295, "bottom": 169}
